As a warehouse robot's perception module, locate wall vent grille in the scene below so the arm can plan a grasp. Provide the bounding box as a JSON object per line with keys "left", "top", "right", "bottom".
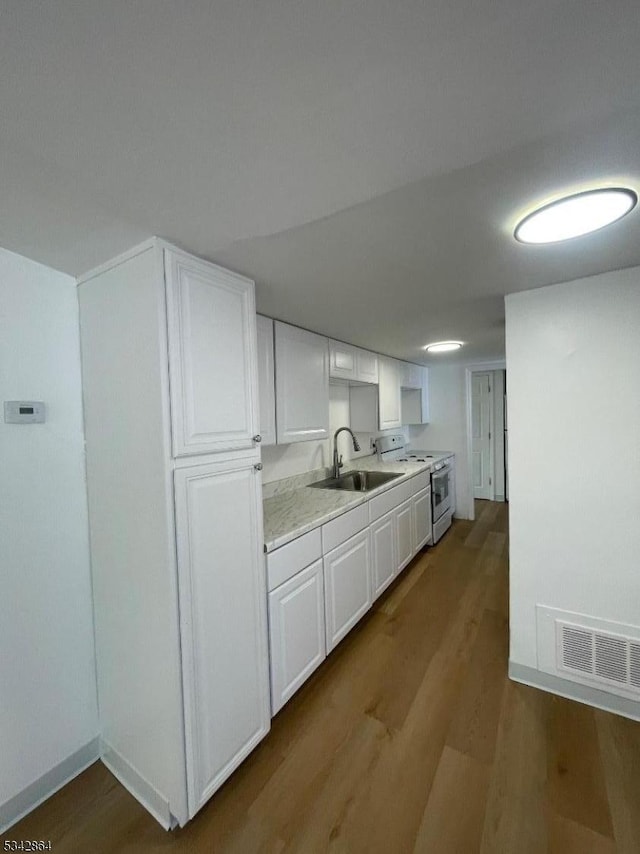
{"left": 630, "top": 643, "right": 640, "bottom": 690}
{"left": 558, "top": 621, "right": 640, "bottom": 696}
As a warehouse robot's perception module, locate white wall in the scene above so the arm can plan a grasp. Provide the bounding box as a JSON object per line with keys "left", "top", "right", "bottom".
{"left": 409, "top": 364, "right": 471, "bottom": 519}
{"left": 0, "top": 249, "right": 98, "bottom": 822}
{"left": 506, "top": 267, "right": 640, "bottom": 672}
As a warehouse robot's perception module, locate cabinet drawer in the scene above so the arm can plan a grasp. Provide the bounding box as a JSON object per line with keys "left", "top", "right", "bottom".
{"left": 368, "top": 478, "right": 413, "bottom": 523}
{"left": 410, "top": 471, "right": 431, "bottom": 495}
{"left": 266, "top": 528, "right": 322, "bottom": 592}
{"left": 321, "top": 503, "right": 368, "bottom": 554}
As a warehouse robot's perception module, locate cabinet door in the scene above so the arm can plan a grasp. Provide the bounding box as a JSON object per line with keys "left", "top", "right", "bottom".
{"left": 268, "top": 559, "right": 326, "bottom": 714}
{"left": 355, "top": 348, "right": 379, "bottom": 384}
{"left": 329, "top": 340, "right": 356, "bottom": 381}
{"left": 165, "top": 250, "right": 259, "bottom": 457}
{"left": 275, "top": 322, "right": 329, "bottom": 444}
{"left": 256, "top": 315, "right": 276, "bottom": 446}
{"left": 420, "top": 367, "right": 430, "bottom": 424}
{"left": 370, "top": 510, "right": 396, "bottom": 601}
{"left": 174, "top": 455, "right": 270, "bottom": 818}
{"left": 412, "top": 487, "right": 432, "bottom": 553}
{"left": 324, "top": 529, "right": 371, "bottom": 651}
{"left": 401, "top": 366, "right": 430, "bottom": 425}
{"left": 400, "top": 362, "right": 422, "bottom": 389}
{"left": 378, "top": 357, "right": 402, "bottom": 430}
{"left": 396, "top": 499, "right": 414, "bottom": 574}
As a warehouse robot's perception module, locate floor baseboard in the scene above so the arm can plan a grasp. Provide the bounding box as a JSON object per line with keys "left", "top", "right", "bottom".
{"left": 0, "top": 737, "right": 100, "bottom": 834}
{"left": 509, "top": 660, "right": 640, "bottom": 722}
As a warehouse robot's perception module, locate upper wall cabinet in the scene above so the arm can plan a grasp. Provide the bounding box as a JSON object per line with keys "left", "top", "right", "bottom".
{"left": 256, "top": 315, "right": 276, "bottom": 446}
{"left": 378, "top": 357, "right": 402, "bottom": 430}
{"left": 329, "top": 340, "right": 356, "bottom": 380}
{"left": 401, "top": 366, "right": 430, "bottom": 425}
{"left": 165, "top": 250, "right": 260, "bottom": 457}
{"left": 356, "top": 349, "right": 379, "bottom": 384}
{"left": 400, "top": 361, "right": 422, "bottom": 390}
{"left": 329, "top": 340, "right": 379, "bottom": 384}
{"left": 275, "top": 322, "right": 329, "bottom": 444}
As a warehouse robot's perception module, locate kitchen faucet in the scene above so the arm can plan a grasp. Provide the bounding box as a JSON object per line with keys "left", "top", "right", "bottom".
{"left": 332, "top": 427, "right": 361, "bottom": 478}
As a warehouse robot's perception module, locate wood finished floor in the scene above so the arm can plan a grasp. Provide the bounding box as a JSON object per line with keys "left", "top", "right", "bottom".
{"left": 4, "top": 501, "right": 640, "bottom": 853}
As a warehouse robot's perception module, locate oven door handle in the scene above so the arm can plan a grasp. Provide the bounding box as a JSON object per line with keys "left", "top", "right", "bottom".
{"left": 432, "top": 465, "right": 451, "bottom": 479}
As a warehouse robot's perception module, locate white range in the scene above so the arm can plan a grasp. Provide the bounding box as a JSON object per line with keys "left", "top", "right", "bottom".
{"left": 376, "top": 434, "right": 455, "bottom": 544}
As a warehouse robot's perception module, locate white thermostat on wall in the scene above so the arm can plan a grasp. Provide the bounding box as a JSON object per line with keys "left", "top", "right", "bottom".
{"left": 4, "top": 401, "right": 46, "bottom": 424}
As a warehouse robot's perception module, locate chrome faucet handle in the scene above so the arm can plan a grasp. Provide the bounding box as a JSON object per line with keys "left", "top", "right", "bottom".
{"left": 338, "top": 454, "right": 343, "bottom": 470}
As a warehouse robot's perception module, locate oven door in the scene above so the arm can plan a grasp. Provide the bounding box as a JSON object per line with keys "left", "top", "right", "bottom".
{"left": 431, "top": 466, "right": 452, "bottom": 522}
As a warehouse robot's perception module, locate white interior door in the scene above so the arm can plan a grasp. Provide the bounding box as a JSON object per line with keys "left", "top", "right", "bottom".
{"left": 472, "top": 372, "right": 493, "bottom": 500}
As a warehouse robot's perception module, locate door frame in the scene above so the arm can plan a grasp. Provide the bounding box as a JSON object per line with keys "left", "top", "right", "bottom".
{"left": 464, "top": 360, "right": 506, "bottom": 521}
{"left": 471, "top": 371, "right": 495, "bottom": 502}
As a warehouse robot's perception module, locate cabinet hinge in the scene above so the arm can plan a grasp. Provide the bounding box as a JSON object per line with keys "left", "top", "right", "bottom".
{"left": 488, "top": 431, "right": 491, "bottom": 440}
{"left": 489, "top": 476, "right": 492, "bottom": 485}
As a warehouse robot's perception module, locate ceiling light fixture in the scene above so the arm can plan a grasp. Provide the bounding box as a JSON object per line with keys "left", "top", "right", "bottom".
{"left": 424, "top": 341, "right": 463, "bottom": 353}
{"left": 514, "top": 187, "right": 637, "bottom": 244}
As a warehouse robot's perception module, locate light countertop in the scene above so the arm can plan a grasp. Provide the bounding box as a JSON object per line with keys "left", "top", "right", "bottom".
{"left": 263, "top": 457, "right": 434, "bottom": 552}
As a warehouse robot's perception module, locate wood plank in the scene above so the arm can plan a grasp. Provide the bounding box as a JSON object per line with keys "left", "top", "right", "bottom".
{"left": 548, "top": 811, "right": 616, "bottom": 854}
{"left": 596, "top": 709, "right": 640, "bottom": 854}
{"left": 547, "top": 696, "right": 613, "bottom": 838}
{"left": 413, "top": 747, "right": 490, "bottom": 854}
{"left": 480, "top": 680, "right": 549, "bottom": 854}
{"left": 446, "top": 608, "right": 508, "bottom": 764}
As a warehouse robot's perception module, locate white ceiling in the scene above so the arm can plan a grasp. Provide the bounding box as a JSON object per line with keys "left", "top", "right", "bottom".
{"left": 2, "top": 0, "right": 640, "bottom": 362}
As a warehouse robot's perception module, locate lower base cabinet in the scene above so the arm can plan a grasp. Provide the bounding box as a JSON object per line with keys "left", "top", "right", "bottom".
{"left": 370, "top": 510, "right": 396, "bottom": 601}
{"left": 412, "top": 486, "right": 432, "bottom": 552}
{"left": 396, "top": 499, "right": 414, "bottom": 573}
{"left": 324, "top": 529, "right": 371, "bottom": 651}
{"left": 265, "top": 469, "right": 437, "bottom": 714}
{"left": 268, "top": 559, "right": 326, "bottom": 715}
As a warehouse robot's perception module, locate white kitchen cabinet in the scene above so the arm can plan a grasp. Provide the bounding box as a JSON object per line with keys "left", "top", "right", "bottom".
{"left": 350, "top": 356, "right": 402, "bottom": 433}
{"left": 174, "top": 456, "right": 270, "bottom": 816}
{"left": 396, "top": 499, "right": 414, "bottom": 573}
{"left": 329, "top": 340, "right": 357, "bottom": 380}
{"left": 268, "top": 559, "right": 326, "bottom": 714}
{"left": 378, "top": 357, "right": 402, "bottom": 430}
{"left": 275, "top": 321, "right": 329, "bottom": 444}
{"left": 412, "top": 486, "right": 432, "bottom": 553}
{"left": 401, "top": 366, "right": 430, "bottom": 425}
{"left": 78, "top": 239, "right": 270, "bottom": 830}
{"left": 324, "top": 529, "right": 371, "bottom": 651}
{"left": 329, "top": 340, "right": 379, "bottom": 384}
{"left": 400, "top": 361, "right": 422, "bottom": 389}
{"left": 356, "top": 349, "right": 379, "bottom": 383}
{"left": 165, "top": 249, "right": 260, "bottom": 457}
{"left": 256, "top": 315, "right": 276, "bottom": 446}
{"left": 370, "top": 510, "right": 396, "bottom": 601}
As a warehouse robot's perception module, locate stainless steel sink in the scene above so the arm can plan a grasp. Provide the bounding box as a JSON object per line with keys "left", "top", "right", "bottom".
{"left": 309, "top": 470, "right": 402, "bottom": 492}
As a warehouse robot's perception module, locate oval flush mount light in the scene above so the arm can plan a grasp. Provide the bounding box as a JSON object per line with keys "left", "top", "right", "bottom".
{"left": 515, "top": 187, "right": 637, "bottom": 244}
{"left": 424, "top": 341, "right": 464, "bottom": 353}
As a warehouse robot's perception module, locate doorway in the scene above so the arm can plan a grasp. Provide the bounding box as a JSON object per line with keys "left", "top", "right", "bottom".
{"left": 465, "top": 363, "right": 507, "bottom": 520}
{"left": 471, "top": 372, "right": 493, "bottom": 500}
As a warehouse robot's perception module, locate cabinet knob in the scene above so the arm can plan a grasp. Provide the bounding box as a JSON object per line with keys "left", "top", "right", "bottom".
{"left": 254, "top": 462, "right": 263, "bottom": 471}
{"left": 253, "top": 434, "right": 262, "bottom": 443}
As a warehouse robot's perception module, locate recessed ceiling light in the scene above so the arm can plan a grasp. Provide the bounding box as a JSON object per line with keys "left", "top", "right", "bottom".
{"left": 514, "top": 187, "right": 637, "bottom": 244}
{"left": 424, "top": 341, "right": 464, "bottom": 353}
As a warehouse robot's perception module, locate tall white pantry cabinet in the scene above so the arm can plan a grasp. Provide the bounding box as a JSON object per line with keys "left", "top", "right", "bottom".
{"left": 78, "top": 239, "right": 270, "bottom": 829}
